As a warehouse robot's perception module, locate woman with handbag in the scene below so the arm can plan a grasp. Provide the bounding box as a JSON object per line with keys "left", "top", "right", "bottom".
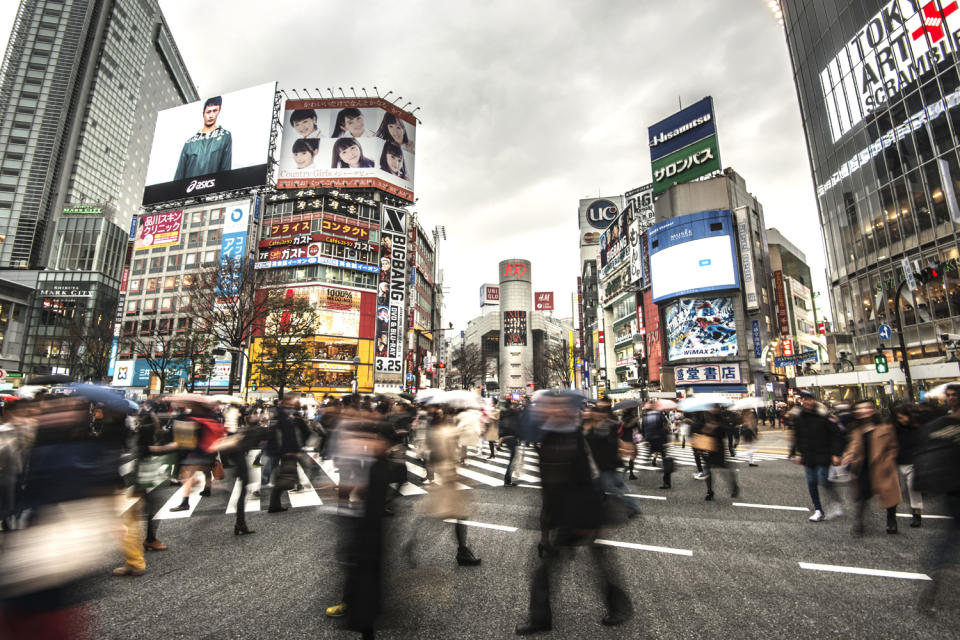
{"left": 169, "top": 398, "right": 226, "bottom": 513}
{"left": 699, "top": 405, "right": 739, "bottom": 501}
{"left": 618, "top": 412, "right": 639, "bottom": 480}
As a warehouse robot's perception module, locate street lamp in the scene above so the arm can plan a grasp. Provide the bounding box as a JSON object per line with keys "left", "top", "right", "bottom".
{"left": 351, "top": 355, "right": 361, "bottom": 395}
{"left": 631, "top": 332, "right": 647, "bottom": 401}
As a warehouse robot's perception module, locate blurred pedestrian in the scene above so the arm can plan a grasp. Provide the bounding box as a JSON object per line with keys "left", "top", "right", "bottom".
{"left": 842, "top": 400, "right": 901, "bottom": 536}
{"left": 499, "top": 399, "right": 520, "bottom": 486}
{"left": 267, "top": 393, "right": 310, "bottom": 514}
{"left": 789, "top": 390, "right": 844, "bottom": 522}
{"left": 739, "top": 408, "right": 760, "bottom": 467}
{"left": 892, "top": 403, "right": 923, "bottom": 527}
{"left": 169, "top": 398, "right": 225, "bottom": 512}
{"left": 697, "top": 405, "right": 739, "bottom": 501}
{"left": 641, "top": 404, "right": 674, "bottom": 488}
{"left": 584, "top": 402, "right": 641, "bottom": 517}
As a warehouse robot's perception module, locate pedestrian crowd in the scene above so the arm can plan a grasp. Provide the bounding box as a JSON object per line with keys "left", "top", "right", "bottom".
{"left": 0, "top": 380, "right": 957, "bottom": 638}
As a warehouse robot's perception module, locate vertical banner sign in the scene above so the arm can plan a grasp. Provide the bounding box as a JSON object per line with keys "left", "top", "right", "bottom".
{"left": 375, "top": 206, "right": 408, "bottom": 390}
{"left": 628, "top": 218, "right": 643, "bottom": 283}
{"left": 735, "top": 207, "right": 759, "bottom": 311}
{"left": 774, "top": 270, "right": 790, "bottom": 336}
{"left": 534, "top": 292, "right": 554, "bottom": 311}
{"left": 752, "top": 320, "right": 762, "bottom": 359}
{"left": 568, "top": 331, "right": 575, "bottom": 388}
{"left": 218, "top": 200, "right": 250, "bottom": 297}
{"left": 503, "top": 310, "right": 528, "bottom": 345}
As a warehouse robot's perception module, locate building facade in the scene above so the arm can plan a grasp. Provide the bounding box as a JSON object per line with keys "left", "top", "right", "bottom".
{"left": 782, "top": 0, "right": 960, "bottom": 398}
{"left": 0, "top": 0, "right": 196, "bottom": 269}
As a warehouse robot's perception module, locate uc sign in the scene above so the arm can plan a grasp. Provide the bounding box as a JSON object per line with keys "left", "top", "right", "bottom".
{"left": 586, "top": 199, "right": 619, "bottom": 230}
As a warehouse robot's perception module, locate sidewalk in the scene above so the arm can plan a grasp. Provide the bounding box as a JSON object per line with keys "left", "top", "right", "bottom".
{"left": 754, "top": 427, "right": 792, "bottom": 455}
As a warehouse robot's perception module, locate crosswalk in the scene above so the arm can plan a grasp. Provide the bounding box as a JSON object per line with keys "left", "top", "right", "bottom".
{"left": 126, "top": 440, "right": 787, "bottom": 521}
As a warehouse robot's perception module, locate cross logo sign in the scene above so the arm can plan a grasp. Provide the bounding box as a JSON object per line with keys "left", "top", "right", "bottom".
{"left": 913, "top": 1, "right": 958, "bottom": 44}
{"left": 503, "top": 262, "right": 526, "bottom": 277}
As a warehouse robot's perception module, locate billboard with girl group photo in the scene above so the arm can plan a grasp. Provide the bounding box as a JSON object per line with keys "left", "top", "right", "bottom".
{"left": 276, "top": 98, "right": 416, "bottom": 201}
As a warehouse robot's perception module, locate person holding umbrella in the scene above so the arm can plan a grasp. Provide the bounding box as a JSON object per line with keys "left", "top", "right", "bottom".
{"left": 642, "top": 400, "right": 675, "bottom": 489}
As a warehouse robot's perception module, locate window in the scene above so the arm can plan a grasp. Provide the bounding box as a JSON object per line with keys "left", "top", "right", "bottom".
{"left": 149, "top": 256, "right": 164, "bottom": 272}
{"left": 206, "top": 229, "right": 221, "bottom": 245}
{"left": 125, "top": 299, "right": 139, "bottom": 315}
{"left": 122, "top": 321, "right": 135, "bottom": 336}
{"left": 179, "top": 295, "right": 191, "bottom": 310}
{"left": 132, "top": 258, "right": 146, "bottom": 275}
{"left": 192, "top": 210, "right": 205, "bottom": 225}
{"left": 209, "top": 208, "right": 224, "bottom": 223}
{"left": 145, "top": 278, "right": 158, "bottom": 293}
{"left": 163, "top": 276, "right": 178, "bottom": 291}
{"left": 181, "top": 273, "right": 195, "bottom": 287}
{"left": 142, "top": 298, "right": 156, "bottom": 313}
{"left": 139, "top": 319, "right": 155, "bottom": 335}
{"left": 203, "top": 250, "right": 218, "bottom": 264}
{"left": 160, "top": 297, "right": 174, "bottom": 312}
{"left": 158, "top": 318, "right": 172, "bottom": 334}
{"left": 188, "top": 231, "right": 201, "bottom": 248}
{"left": 185, "top": 252, "right": 198, "bottom": 267}
{"left": 128, "top": 278, "right": 141, "bottom": 293}
{"left": 176, "top": 317, "right": 190, "bottom": 333}
{"left": 166, "top": 254, "right": 182, "bottom": 270}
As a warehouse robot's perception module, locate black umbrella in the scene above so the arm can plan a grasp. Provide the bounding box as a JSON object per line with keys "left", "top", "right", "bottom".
{"left": 25, "top": 374, "right": 74, "bottom": 386}
{"left": 613, "top": 399, "right": 641, "bottom": 412}
{"left": 398, "top": 392, "right": 415, "bottom": 401}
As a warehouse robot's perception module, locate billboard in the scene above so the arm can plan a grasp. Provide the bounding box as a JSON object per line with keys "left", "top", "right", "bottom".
{"left": 534, "top": 292, "right": 554, "bottom": 311}
{"left": 599, "top": 204, "right": 631, "bottom": 271}
{"left": 480, "top": 284, "right": 500, "bottom": 306}
{"left": 284, "top": 285, "right": 362, "bottom": 337}
{"left": 734, "top": 207, "right": 759, "bottom": 311}
{"left": 374, "top": 206, "right": 408, "bottom": 388}
{"left": 774, "top": 270, "right": 790, "bottom": 336}
{"left": 276, "top": 98, "right": 416, "bottom": 201}
{"left": 652, "top": 134, "right": 721, "bottom": 195}
{"left": 503, "top": 310, "right": 527, "bottom": 346}
{"left": 664, "top": 297, "right": 738, "bottom": 360}
{"left": 648, "top": 97, "right": 717, "bottom": 162}
{"left": 142, "top": 82, "right": 276, "bottom": 205}
{"left": 134, "top": 210, "right": 183, "bottom": 251}
{"left": 674, "top": 363, "right": 741, "bottom": 385}
{"left": 648, "top": 209, "right": 738, "bottom": 303}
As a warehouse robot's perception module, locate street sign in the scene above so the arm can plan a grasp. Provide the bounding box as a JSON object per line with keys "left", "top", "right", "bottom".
{"left": 901, "top": 257, "right": 917, "bottom": 291}
{"left": 878, "top": 324, "right": 892, "bottom": 340}
{"left": 0, "top": 368, "right": 6, "bottom": 379}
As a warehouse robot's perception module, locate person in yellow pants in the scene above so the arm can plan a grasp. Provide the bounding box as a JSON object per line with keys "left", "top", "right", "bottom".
{"left": 113, "top": 497, "right": 146, "bottom": 576}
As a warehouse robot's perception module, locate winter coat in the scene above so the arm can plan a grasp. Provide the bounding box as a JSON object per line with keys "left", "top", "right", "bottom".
{"left": 790, "top": 405, "right": 843, "bottom": 467}
{"left": 739, "top": 410, "right": 759, "bottom": 443}
{"left": 420, "top": 419, "right": 471, "bottom": 520}
{"left": 843, "top": 421, "right": 902, "bottom": 508}
{"left": 584, "top": 416, "right": 621, "bottom": 471}
{"left": 895, "top": 422, "right": 922, "bottom": 465}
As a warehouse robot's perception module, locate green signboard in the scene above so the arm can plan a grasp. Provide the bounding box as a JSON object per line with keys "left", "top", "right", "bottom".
{"left": 63, "top": 206, "right": 102, "bottom": 215}
{"left": 651, "top": 134, "right": 721, "bottom": 195}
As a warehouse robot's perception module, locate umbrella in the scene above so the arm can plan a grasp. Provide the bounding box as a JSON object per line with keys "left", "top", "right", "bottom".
{"left": 613, "top": 399, "right": 642, "bottom": 412}
{"left": 678, "top": 394, "right": 733, "bottom": 413}
{"left": 0, "top": 395, "right": 18, "bottom": 403}
{"left": 398, "top": 392, "right": 415, "bottom": 402}
{"left": 167, "top": 393, "right": 219, "bottom": 407}
{"left": 65, "top": 383, "right": 139, "bottom": 415}
{"left": 25, "top": 374, "right": 74, "bottom": 386}
{"left": 415, "top": 388, "right": 443, "bottom": 404}
{"left": 644, "top": 399, "right": 678, "bottom": 411}
{"left": 427, "top": 389, "right": 483, "bottom": 409}
{"left": 730, "top": 396, "right": 768, "bottom": 411}
{"left": 210, "top": 394, "right": 244, "bottom": 405}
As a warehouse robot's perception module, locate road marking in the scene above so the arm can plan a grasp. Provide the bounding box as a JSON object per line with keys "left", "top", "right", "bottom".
{"left": 463, "top": 458, "right": 538, "bottom": 483}
{"left": 896, "top": 513, "right": 951, "bottom": 520}
{"left": 456, "top": 466, "right": 502, "bottom": 487}
{"left": 154, "top": 472, "right": 206, "bottom": 520}
{"left": 405, "top": 460, "right": 426, "bottom": 478}
{"left": 625, "top": 493, "right": 667, "bottom": 501}
{"left": 226, "top": 455, "right": 261, "bottom": 514}
{"left": 595, "top": 539, "right": 693, "bottom": 556}
{"left": 798, "top": 562, "right": 930, "bottom": 581}
{"left": 442, "top": 518, "right": 518, "bottom": 532}
{"left": 733, "top": 502, "right": 809, "bottom": 511}
{"left": 398, "top": 482, "right": 427, "bottom": 496}
{"left": 287, "top": 462, "right": 323, "bottom": 508}
{"left": 517, "top": 484, "right": 541, "bottom": 489}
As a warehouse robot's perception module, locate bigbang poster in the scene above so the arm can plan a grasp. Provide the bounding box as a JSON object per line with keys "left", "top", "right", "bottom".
{"left": 664, "top": 297, "right": 738, "bottom": 360}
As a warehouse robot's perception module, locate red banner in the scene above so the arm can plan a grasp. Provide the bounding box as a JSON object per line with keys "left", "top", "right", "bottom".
{"left": 534, "top": 291, "right": 554, "bottom": 311}
{"left": 774, "top": 271, "right": 790, "bottom": 336}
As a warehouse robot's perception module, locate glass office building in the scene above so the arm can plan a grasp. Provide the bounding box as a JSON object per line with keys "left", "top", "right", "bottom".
{"left": 782, "top": 0, "right": 960, "bottom": 367}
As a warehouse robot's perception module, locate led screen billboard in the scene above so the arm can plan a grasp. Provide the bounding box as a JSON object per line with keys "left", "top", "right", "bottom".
{"left": 276, "top": 98, "right": 416, "bottom": 201}
{"left": 142, "top": 82, "right": 276, "bottom": 205}
{"left": 503, "top": 310, "right": 527, "bottom": 346}
{"left": 648, "top": 209, "right": 738, "bottom": 303}
{"left": 664, "top": 297, "right": 738, "bottom": 360}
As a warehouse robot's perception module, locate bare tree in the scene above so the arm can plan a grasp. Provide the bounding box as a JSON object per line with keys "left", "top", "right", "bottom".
{"left": 251, "top": 294, "right": 320, "bottom": 400}
{"left": 46, "top": 301, "right": 116, "bottom": 381}
{"left": 173, "top": 323, "right": 217, "bottom": 392}
{"left": 451, "top": 343, "right": 485, "bottom": 390}
{"left": 132, "top": 332, "right": 182, "bottom": 393}
{"left": 539, "top": 339, "right": 573, "bottom": 389}
{"left": 185, "top": 256, "right": 281, "bottom": 395}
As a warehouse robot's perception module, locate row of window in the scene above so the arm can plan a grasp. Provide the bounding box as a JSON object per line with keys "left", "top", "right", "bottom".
{"left": 130, "top": 249, "right": 218, "bottom": 275}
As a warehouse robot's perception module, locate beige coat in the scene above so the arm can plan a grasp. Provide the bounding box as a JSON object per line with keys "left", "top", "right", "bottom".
{"left": 842, "top": 422, "right": 902, "bottom": 508}
{"left": 419, "top": 419, "right": 472, "bottom": 519}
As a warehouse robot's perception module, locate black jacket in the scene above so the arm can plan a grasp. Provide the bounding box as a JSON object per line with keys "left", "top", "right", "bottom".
{"left": 895, "top": 422, "right": 923, "bottom": 464}
{"left": 584, "top": 417, "right": 621, "bottom": 471}
{"left": 790, "top": 408, "right": 843, "bottom": 467}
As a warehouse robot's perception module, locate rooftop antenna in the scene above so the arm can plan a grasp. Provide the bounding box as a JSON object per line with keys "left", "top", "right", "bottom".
{"left": 383, "top": 90, "right": 393, "bottom": 101}
{"left": 372, "top": 86, "right": 379, "bottom": 97}
{"left": 361, "top": 87, "right": 368, "bottom": 97}
{"left": 327, "top": 88, "right": 335, "bottom": 98}
{"left": 290, "top": 88, "right": 301, "bottom": 98}
{"left": 350, "top": 87, "right": 357, "bottom": 97}
{"left": 338, "top": 87, "right": 347, "bottom": 98}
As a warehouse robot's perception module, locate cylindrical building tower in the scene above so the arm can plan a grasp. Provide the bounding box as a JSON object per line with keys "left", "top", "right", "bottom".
{"left": 499, "top": 258, "right": 533, "bottom": 396}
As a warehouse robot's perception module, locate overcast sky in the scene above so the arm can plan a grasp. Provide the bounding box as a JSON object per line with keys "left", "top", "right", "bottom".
{"left": 1, "top": 0, "right": 828, "bottom": 330}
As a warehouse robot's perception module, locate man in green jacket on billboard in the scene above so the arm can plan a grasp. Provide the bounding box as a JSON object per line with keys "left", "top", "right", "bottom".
{"left": 174, "top": 96, "right": 232, "bottom": 181}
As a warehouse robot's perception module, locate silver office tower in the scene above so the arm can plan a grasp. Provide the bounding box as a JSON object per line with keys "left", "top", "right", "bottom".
{"left": 0, "top": 0, "right": 197, "bottom": 269}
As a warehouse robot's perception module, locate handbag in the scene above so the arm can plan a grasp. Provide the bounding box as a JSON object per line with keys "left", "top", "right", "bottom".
{"left": 827, "top": 464, "right": 851, "bottom": 484}
{"left": 691, "top": 433, "right": 718, "bottom": 452}
{"left": 173, "top": 420, "right": 198, "bottom": 449}
{"left": 272, "top": 456, "right": 299, "bottom": 490}
{"left": 212, "top": 460, "right": 225, "bottom": 480}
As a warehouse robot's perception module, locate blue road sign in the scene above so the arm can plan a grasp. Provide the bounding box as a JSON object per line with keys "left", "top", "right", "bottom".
{"left": 878, "top": 324, "right": 892, "bottom": 340}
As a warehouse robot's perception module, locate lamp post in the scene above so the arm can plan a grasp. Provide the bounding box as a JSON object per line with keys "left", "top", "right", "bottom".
{"left": 632, "top": 332, "right": 647, "bottom": 401}
{"left": 351, "top": 355, "right": 361, "bottom": 395}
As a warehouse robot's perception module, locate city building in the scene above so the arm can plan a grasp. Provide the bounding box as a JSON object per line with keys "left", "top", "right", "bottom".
{"left": 650, "top": 168, "right": 779, "bottom": 398}
{"left": 781, "top": 0, "right": 960, "bottom": 401}
{"left": 766, "top": 227, "right": 827, "bottom": 371}
{"left": 406, "top": 218, "right": 445, "bottom": 392}
{"left": 0, "top": 0, "right": 196, "bottom": 270}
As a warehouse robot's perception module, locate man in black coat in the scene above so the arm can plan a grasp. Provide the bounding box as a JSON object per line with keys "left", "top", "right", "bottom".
{"left": 268, "top": 394, "right": 310, "bottom": 513}
{"left": 789, "top": 390, "right": 844, "bottom": 522}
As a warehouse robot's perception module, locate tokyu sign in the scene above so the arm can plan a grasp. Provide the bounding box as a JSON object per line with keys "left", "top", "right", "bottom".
{"left": 821, "top": 0, "right": 960, "bottom": 142}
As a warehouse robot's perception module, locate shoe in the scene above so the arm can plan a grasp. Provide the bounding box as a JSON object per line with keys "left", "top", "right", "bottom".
{"left": 234, "top": 523, "right": 255, "bottom": 535}
{"left": 825, "top": 504, "right": 844, "bottom": 521}
{"left": 602, "top": 610, "right": 632, "bottom": 626}
{"left": 112, "top": 565, "right": 145, "bottom": 577}
{"left": 170, "top": 501, "right": 190, "bottom": 512}
{"left": 694, "top": 472, "right": 707, "bottom": 480}
{"left": 456, "top": 546, "right": 481, "bottom": 566}
{"left": 628, "top": 509, "right": 641, "bottom": 519}
{"left": 515, "top": 620, "right": 551, "bottom": 635}
{"left": 911, "top": 512, "right": 922, "bottom": 528}
{"left": 169, "top": 479, "right": 181, "bottom": 486}
{"left": 628, "top": 474, "right": 638, "bottom": 480}
{"left": 658, "top": 484, "right": 671, "bottom": 489}
{"left": 504, "top": 481, "right": 518, "bottom": 487}
{"left": 704, "top": 492, "right": 714, "bottom": 501}
{"left": 325, "top": 601, "right": 348, "bottom": 618}
{"left": 886, "top": 517, "right": 898, "bottom": 534}
{"left": 730, "top": 487, "right": 740, "bottom": 499}
{"left": 143, "top": 540, "right": 168, "bottom": 551}
{"left": 199, "top": 488, "right": 211, "bottom": 497}
{"left": 267, "top": 506, "right": 288, "bottom": 513}
{"left": 809, "top": 509, "right": 825, "bottom": 522}
{"left": 252, "top": 489, "right": 261, "bottom": 498}
{"left": 748, "top": 463, "right": 759, "bottom": 467}
{"left": 295, "top": 483, "right": 303, "bottom": 492}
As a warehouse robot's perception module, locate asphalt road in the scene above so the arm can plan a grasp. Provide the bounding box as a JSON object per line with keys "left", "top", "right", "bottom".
{"left": 82, "top": 446, "right": 958, "bottom": 639}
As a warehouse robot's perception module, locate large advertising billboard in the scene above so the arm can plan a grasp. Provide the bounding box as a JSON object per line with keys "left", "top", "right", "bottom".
{"left": 648, "top": 209, "right": 738, "bottom": 303}
{"left": 134, "top": 210, "right": 183, "bottom": 251}
{"left": 534, "top": 292, "right": 554, "bottom": 311}
{"left": 276, "top": 98, "right": 416, "bottom": 201}
{"left": 374, "top": 206, "right": 409, "bottom": 389}
{"left": 664, "top": 297, "right": 738, "bottom": 360}
{"left": 142, "top": 82, "right": 276, "bottom": 205}
{"left": 652, "top": 134, "right": 721, "bottom": 195}
{"left": 283, "top": 285, "right": 363, "bottom": 337}
{"left": 599, "top": 203, "right": 632, "bottom": 273}
{"left": 503, "top": 310, "right": 528, "bottom": 346}
{"left": 648, "top": 97, "right": 720, "bottom": 195}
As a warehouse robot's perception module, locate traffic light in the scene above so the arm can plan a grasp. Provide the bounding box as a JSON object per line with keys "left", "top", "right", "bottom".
{"left": 917, "top": 264, "right": 943, "bottom": 284}
{"left": 874, "top": 352, "right": 888, "bottom": 374}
